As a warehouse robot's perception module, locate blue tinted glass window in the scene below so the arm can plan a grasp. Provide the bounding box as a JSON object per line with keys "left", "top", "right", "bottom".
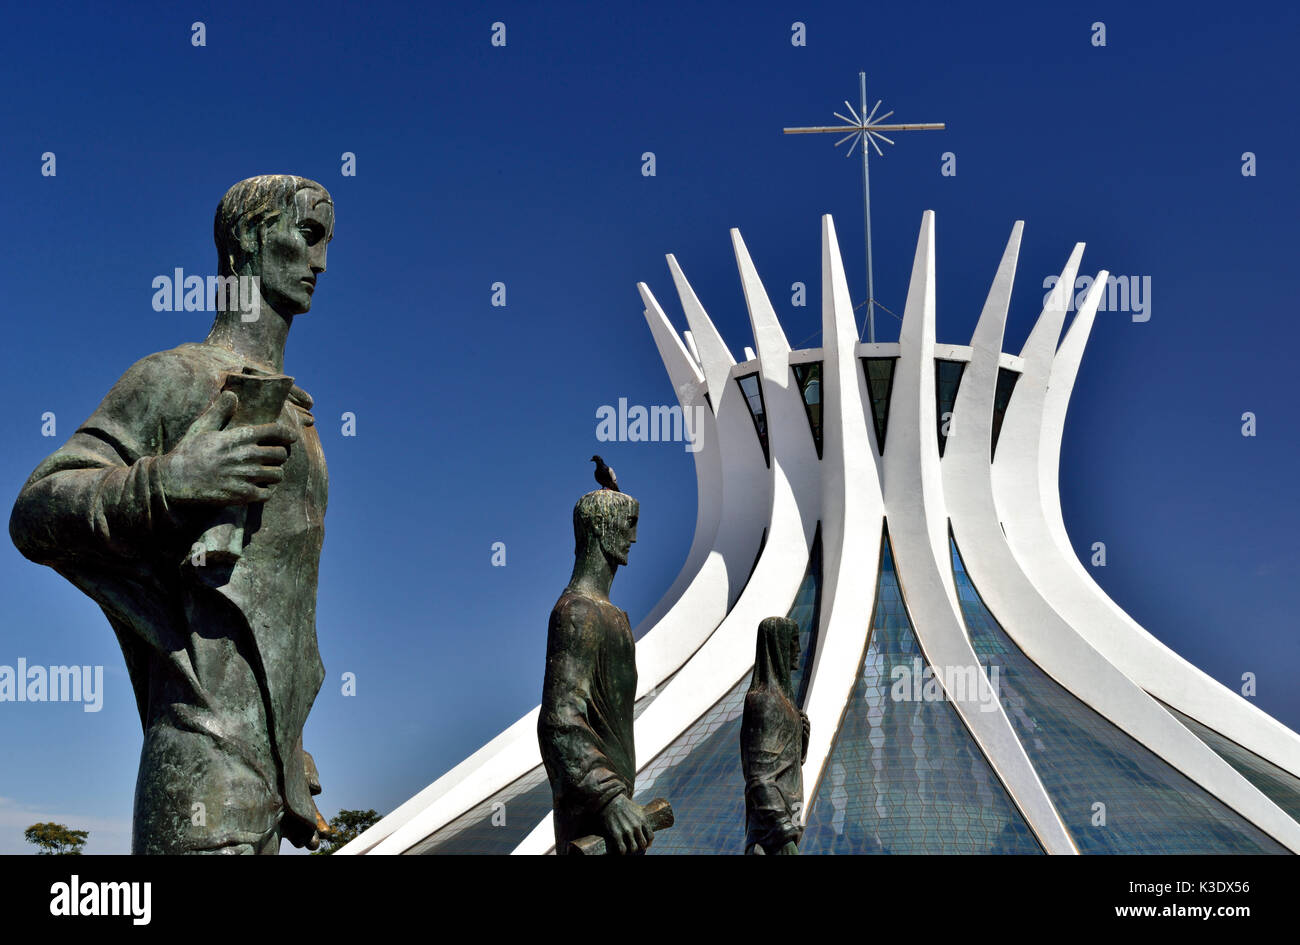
{"left": 862, "top": 358, "right": 896, "bottom": 453}
{"left": 791, "top": 362, "right": 823, "bottom": 459}
{"left": 1161, "top": 702, "right": 1300, "bottom": 825}
{"left": 407, "top": 767, "right": 552, "bottom": 855}
{"left": 935, "top": 359, "right": 965, "bottom": 457}
{"left": 990, "top": 367, "right": 1019, "bottom": 461}
{"left": 801, "top": 531, "right": 1042, "bottom": 854}
{"left": 788, "top": 525, "right": 822, "bottom": 708}
{"left": 950, "top": 535, "right": 1287, "bottom": 854}
{"left": 736, "top": 373, "right": 770, "bottom": 466}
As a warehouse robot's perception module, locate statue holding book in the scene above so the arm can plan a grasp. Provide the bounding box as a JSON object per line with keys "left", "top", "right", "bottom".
{"left": 10, "top": 174, "right": 335, "bottom": 854}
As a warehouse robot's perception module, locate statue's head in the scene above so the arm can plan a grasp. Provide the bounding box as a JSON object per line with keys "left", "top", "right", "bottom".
{"left": 755, "top": 615, "right": 800, "bottom": 698}
{"left": 573, "top": 489, "right": 639, "bottom": 568}
{"left": 213, "top": 175, "right": 334, "bottom": 316}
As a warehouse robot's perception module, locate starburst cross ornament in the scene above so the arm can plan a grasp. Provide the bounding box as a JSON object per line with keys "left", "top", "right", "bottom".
{"left": 785, "top": 73, "right": 945, "bottom": 343}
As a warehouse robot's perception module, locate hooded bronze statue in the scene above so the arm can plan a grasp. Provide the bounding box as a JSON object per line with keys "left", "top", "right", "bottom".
{"left": 740, "top": 615, "right": 810, "bottom": 855}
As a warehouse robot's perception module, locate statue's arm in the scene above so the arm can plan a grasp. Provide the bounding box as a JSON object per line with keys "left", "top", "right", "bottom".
{"left": 742, "top": 699, "right": 801, "bottom": 843}
{"left": 743, "top": 760, "right": 800, "bottom": 842}
{"left": 538, "top": 602, "right": 627, "bottom": 813}
{"left": 9, "top": 354, "right": 191, "bottom": 565}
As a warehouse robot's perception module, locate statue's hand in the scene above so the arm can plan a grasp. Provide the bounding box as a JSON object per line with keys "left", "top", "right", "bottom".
{"left": 779, "top": 821, "right": 804, "bottom": 847}
{"left": 158, "top": 391, "right": 298, "bottom": 506}
{"left": 600, "top": 794, "right": 653, "bottom": 855}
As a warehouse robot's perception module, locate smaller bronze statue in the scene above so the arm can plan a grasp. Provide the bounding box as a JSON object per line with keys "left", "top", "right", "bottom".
{"left": 740, "top": 616, "right": 809, "bottom": 855}
{"left": 539, "top": 488, "right": 665, "bottom": 854}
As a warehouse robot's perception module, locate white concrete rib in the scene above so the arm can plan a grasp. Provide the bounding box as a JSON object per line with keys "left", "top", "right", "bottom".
{"left": 987, "top": 255, "right": 1300, "bottom": 851}
{"left": 878, "top": 212, "right": 1076, "bottom": 853}
{"left": 628, "top": 281, "right": 765, "bottom": 696}
{"left": 799, "top": 215, "right": 884, "bottom": 813}
{"left": 1008, "top": 275, "right": 1300, "bottom": 779}
{"left": 666, "top": 256, "right": 773, "bottom": 612}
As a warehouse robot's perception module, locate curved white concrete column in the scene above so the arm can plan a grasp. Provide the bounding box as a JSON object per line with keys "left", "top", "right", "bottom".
{"left": 337, "top": 705, "right": 542, "bottom": 855}
{"left": 630, "top": 283, "right": 718, "bottom": 640}
{"left": 1009, "top": 278, "right": 1300, "bottom": 778}
{"left": 799, "top": 215, "right": 884, "bottom": 808}
{"left": 988, "top": 264, "right": 1300, "bottom": 851}
{"left": 882, "top": 212, "right": 1076, "bottom": 853}
{"left": 666, "top": 256, "right": 772, "bottom": 611}
{"left": 730, "top": 228, "right": 821, "bottom": 554}
{"left": 626, "top": 281, "right": 767, "bottom": 695}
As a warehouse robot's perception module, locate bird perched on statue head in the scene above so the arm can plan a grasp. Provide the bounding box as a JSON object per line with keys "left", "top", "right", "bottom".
{"left": 591, "top": 455, "right": 620, "bottom": 492}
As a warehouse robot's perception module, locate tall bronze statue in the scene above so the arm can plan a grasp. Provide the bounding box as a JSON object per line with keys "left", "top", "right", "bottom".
{"left": 538, "top": 488, "right": 656, "bottom": 855}
{"left": 741, "top": 616, "right": 809, "bottom": 855}
{"left": 10, "top": 175, "right": 334, "bottom": 854}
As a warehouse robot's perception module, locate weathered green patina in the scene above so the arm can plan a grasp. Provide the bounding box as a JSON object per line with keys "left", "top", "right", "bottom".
{"left": 9, "top": 175, "right": 335, "bottom": 854}
{"left": 538, "top": 488, "right": 660, "bottom": 855}
{"left": 741, "top": 616, "right": 809, "bottom": 855}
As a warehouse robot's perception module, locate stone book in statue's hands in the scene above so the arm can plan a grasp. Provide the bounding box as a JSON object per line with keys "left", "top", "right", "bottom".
{"left": 187, "top": 370, "right": 295, "bottom": 568}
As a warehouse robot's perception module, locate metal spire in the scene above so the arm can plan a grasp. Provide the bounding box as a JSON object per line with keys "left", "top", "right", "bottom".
{"left": 784, "top": 73, "right": 945, "bottom": 342}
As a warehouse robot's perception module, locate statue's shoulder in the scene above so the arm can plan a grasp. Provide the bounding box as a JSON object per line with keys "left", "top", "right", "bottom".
{"left": 87, "top": 344, "right": 239, "bottom": 444}
{"left": 551, "top": 590, "right": 602, "bottom": 626}
{"left": 111, "top": 343, "right": 233, "bottom": 390}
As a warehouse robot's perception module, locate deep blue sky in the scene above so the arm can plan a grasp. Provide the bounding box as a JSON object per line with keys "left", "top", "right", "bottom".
{"left": 1, "top": 1, "right": 1296, "bottom": 853}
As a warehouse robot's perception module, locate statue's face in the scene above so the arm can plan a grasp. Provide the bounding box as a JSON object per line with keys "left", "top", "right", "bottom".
{"left": 600, "top": 509, "right": 638, "bottom": 567}
{"left": 256, "top": 187, "right": 333, "bottom": 316}
{"left": 787, "top": 621, "right": 800, "bottom": 673}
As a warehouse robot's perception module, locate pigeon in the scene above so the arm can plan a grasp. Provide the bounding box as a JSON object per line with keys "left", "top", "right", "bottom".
{"left": 591, "top": 455, "right": 620, "bottom": 492}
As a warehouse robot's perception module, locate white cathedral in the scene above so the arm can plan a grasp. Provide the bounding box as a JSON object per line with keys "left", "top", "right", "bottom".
{"left": 342, "top": 212, "right": 1300, "bottom": 854}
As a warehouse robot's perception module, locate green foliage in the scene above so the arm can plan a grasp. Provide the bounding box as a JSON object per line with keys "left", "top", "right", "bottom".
{"left": 24, "top": 822, "right": 89, "bottom": 855}
{"left": 312, "top": 808, "right": 381, "bottom": 855}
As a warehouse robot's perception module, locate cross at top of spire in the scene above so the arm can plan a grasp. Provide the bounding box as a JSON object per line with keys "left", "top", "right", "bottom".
{"left": 785, "top": 73, "right": 945, "bottom": 342}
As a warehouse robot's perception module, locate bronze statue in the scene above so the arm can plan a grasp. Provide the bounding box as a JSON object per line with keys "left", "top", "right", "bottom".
{"left": 538, "top": 488, "right": 656, "bottom": 855}
{"left": 741, "top": 616, "right": 809, "bottom": 855}
{"left": 10, "top": 175, "right": 334, "bottom": 854}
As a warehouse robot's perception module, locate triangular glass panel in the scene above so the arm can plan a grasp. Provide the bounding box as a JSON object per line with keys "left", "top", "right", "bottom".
{"left": 990, "top": 367, "right": 1019, "bottom": 461}
{"left": 735, "top": 373, "right": 770, "bottom": 467}
{"left": 949, "top": 531, "right": 1287, "bottom": 853}
{"left": 801, "top": 526, "right": 1042, "bottom": 854}
{"left": 791, "top": 361, "right": 823, "bottom": 459}
{"left": 1159, "top": 702, "right": 1300, "bottom": 824}
{"left": 862, "top": 357, "right": 897, "bottom": 454}
{"left": 935, "top": 359, "right": 965, "bottom": 457}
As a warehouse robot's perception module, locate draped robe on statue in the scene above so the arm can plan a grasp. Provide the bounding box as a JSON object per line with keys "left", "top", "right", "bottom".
{"left": 537, "top": 591, "right": 638, "bottom": 854}
{"left": 9, "top": 342, "right": 328, "bottom": 854}
{"left": 740, "top": 620, "right": 809, "bottom": 854}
